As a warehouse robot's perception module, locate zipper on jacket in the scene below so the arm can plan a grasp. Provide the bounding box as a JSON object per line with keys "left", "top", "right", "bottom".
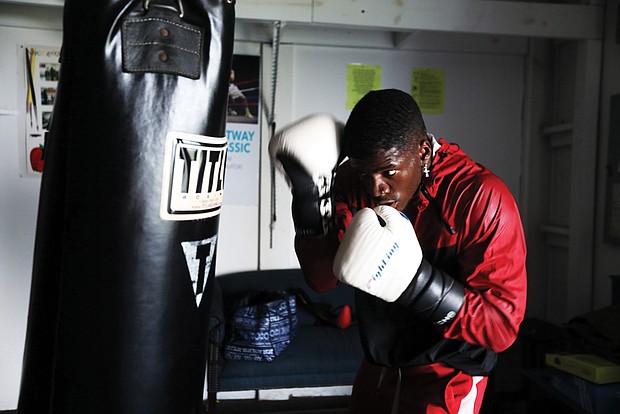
{"left": 419, "top": 184, "right": 456, "bottom": 235}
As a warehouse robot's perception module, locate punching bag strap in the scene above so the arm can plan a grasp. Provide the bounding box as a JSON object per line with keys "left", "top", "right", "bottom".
{"left": 144, "top": 0, "right": 185, "bottom": 17}
{"left": 122, "top": 0, "right": 203, "bottom": 79}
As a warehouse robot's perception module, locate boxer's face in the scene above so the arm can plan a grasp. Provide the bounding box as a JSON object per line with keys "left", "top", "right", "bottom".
{"left": 350, "top": 144, "right": 426, "bottom": 212}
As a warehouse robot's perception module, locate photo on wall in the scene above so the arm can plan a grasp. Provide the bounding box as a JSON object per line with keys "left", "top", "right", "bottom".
{"left": 227, "top": 54, "right": 259, "bottom": 124}
{"left": 224, "top": 54, "right": 261, "bottom": 206}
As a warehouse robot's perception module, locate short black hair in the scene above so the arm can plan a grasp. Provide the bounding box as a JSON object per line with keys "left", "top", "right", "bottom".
{"left": 343, "top": 89, "right": 427, "bottom": 159}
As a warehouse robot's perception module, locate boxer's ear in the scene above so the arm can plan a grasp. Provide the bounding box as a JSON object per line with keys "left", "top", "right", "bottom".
{"left": 418, "top": 135, "right": 432, "bottom": 162}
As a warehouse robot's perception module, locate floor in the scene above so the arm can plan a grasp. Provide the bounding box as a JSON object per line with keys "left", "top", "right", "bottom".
{"left": 207, "top": 396, "right": 349, "bottom": 413}
{"left": 205, "top": 391, "right": 581, "bottom": 414}
{"left": 2, "top": 385, "right": 581, "bottom": 414}
{"left": 1, "top": 393, "right": 579, "bottom": 414}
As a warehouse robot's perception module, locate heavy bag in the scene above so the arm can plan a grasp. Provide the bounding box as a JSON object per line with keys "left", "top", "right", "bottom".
{"left": 18, "top": 1, "right": 235, "bottom": 413}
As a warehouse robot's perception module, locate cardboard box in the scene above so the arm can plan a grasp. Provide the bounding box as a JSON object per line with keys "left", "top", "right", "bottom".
{"left": 545, "top": 353, "right": 620, "bottom": 384}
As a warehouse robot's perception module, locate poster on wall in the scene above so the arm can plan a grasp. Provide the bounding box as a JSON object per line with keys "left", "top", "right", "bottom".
{"left": 346, "top": 63, "right": 382, "bottom": 110}
{"left": 19, "top": 45, "right": 61, "bottom": 177}
{"left": 411, "top": 68, "right": 445, "bottom": 115}
{"left": 224, "top": 54, "right": 260, "bottom": 206}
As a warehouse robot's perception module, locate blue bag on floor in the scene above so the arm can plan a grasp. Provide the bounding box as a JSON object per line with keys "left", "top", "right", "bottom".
{"left": 224, "top": 291, "right": 298, "bottom": 362}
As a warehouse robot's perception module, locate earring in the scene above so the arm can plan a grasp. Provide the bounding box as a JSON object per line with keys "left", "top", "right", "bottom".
{"left": 422, "top": 163, "right": 430, "bottom": 178}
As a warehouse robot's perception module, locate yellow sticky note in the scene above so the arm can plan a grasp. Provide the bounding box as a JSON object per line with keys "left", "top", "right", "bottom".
{"left": 347, "top": 64, "right": 382, "bottom": 110}
{"left": 411, "top": 68, "right": 445, "bottom": 115}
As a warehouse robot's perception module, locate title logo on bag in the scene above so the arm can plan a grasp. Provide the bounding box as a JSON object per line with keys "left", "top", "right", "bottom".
{"left": 160, "top": 131, "right": 227, "bottom": 221}
{"left": 182, "top": 236, "right": 217, "bottom": 307}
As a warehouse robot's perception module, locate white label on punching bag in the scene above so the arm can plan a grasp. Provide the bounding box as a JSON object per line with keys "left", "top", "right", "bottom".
{"left": 182, "top": 236, "right": 217, "bottom": 307}
{"left": 160, "top": 131, "right": 227, "bottom": 221}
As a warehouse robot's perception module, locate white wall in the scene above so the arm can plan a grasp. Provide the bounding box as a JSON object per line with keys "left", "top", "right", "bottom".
{"left": 215, "top": 41, "right": 262, "bottom": 275}
{"left": 287, "top": 45, "right": 524, "bottom": 196}
{"left": 0, "top": 23, "right": 62, "bottom": 410}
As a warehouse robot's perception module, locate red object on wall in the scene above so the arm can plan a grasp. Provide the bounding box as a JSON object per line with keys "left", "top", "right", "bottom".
{"left": 30, "top": 145, "right": 45, "bottom": 173}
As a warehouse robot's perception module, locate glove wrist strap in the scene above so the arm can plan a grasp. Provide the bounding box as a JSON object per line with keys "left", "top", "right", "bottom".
{"left": 396, "top": 259, "right": 465, "bottom": 326}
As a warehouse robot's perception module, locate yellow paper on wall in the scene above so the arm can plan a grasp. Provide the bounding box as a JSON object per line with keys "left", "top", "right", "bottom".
{"left": 347, "top": 64, "right": 382, "bottom": 110}
{"left": 411, "top": 68, "right": 445, "bottom": 115}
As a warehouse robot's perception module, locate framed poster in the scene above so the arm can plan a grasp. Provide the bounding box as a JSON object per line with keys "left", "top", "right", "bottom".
{"left": 224, "top": 54, "right": 260, "bottom": 206}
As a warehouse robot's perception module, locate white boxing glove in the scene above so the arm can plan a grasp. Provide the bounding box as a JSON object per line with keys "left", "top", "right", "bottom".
{"left": 333, "top": 206, "right": 423, "bottom": 302}
{"left": 269, "top": 114, "right": 343, "bottom": 237}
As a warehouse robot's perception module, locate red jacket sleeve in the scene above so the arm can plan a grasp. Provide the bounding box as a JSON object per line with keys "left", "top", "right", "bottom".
{"left": 441, "top": 174, "right": 527, "bottom": 353}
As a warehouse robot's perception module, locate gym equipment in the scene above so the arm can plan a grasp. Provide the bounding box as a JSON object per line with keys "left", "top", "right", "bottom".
{"left": 18, "top": 1, "right": 235, "bottom": 413}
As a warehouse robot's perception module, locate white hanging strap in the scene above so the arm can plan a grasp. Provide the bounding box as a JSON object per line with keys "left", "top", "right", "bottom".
{"left": 269, "top": 21, "right": 282, "bottom": 249}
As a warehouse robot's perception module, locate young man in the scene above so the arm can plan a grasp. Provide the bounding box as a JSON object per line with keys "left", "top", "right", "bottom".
{"left": 269, "top": 89, "right": 527, "bottom": 413}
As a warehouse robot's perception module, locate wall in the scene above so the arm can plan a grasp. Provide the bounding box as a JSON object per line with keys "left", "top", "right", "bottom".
{"left": 288, "top": 45, "right": 524, "bottom": 194}
{"left": 215, "top": 41, "right": 261, "bottom": 275}
{"left": 0, "top": 20, "right": 62, "bottom": 410}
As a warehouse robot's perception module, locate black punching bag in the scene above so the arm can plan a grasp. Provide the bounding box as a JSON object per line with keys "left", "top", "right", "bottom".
{"left": 18, "top": 1, "right": 234, "bottom": 413}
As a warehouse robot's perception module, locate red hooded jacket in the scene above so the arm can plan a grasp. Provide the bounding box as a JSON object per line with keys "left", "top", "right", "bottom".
{"left": 295, "top": 139, "right": 527, "bottom": 375}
